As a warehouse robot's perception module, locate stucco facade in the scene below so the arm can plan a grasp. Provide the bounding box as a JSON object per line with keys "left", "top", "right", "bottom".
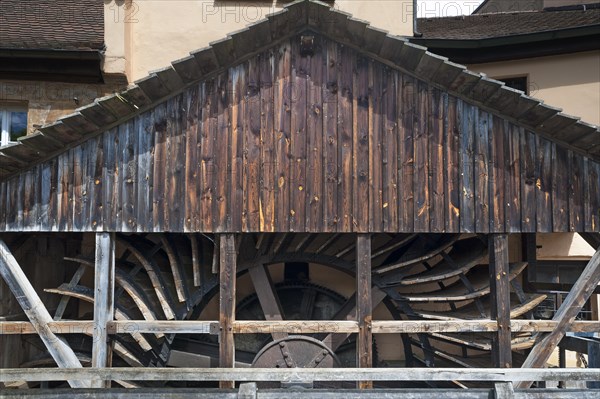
{"left": 469, "top": 51, "right": 600, "bottom": 126}
{"left": 104, "top": 0, "right": 414, "bottom": 82}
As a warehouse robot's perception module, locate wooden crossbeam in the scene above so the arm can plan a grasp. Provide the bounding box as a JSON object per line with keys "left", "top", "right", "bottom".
{"left": 2, "top": 319, "right": 599, "bottom": 335}
{"left": 0, "top": 239, "right": 89, "bottom": 388}
{"left": 516, "top": 246, "right": 600, "bottom": 389}
{"left": 2, "top": 367, "right": 599, "bottom": 383}
{"left": 219, "top": 234, "right": 236, "bottom": 389}
{"left": 91, "top": 232, "right": 116, "bottom": 388}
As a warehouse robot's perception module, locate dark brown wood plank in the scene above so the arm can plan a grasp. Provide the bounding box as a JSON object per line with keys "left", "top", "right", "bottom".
{"left": 536, "top": 136, "right": 553, "bottom": 232}
{"left": 382, "top": 67, "right": 398, "bottom": 232}
{"left": 323, "top": 40, "right": 338, "bottom": 233}
{"left": 71, "top": 144, "right": 84, "bottom": 231}
{"left": 505, "top": 123, "right": 521, "bottom": 233}
{"left": 215, "top": 73, "right": 230, "bottom": 232}
{"left": 4, "top": 178, "right": 15, "bottom": 231}
{"left": 39, "top": 162, "right": 51, "bottom": 231}
{"left": 584, "top": 159, "right": 600, "bottom": 232}
{"left": 167, "top": 94, "right": 186, "bottom": 232}
{"left": 231, "top": 63, "right": 246, "bottom": 232}
{"left": 306, "top": 36, "right": 324, "bottom": 233}
{"left": 259, "top": 50, "right": 275, "bottom": 232}
{"left": 274, "top": 40, "right": 292, "bottom": 232}
{"left": 22, "top": 168, "right": 38, "bottom": 231}
{"left": 552, "top": 144, "right": 569, "bottom": 232}
{"left": 152, "top": 103, "right": 168, "bottom": 232}
{"left": 519, "top": 130, "right": 536, "bottom": 232}
{"left": 184, "top": 85, "right": 200, "bottom": 232}
{"left": 399, "top": 74, "right": 415, "bottom": 233}
{"left": 474, "top": 110, "right": 490, "bottom": 233}
{"left": 489, "top": 116, "right": 505, "bottom": 233}
{"left": 445, "top": 96, "right": 460, "bottom": 232}
{"left": 429, "top": 88, "right": 445, "bottom": 233}
{"left": 200, "top": 80, "right": 216, "bottom": 232}
{"left": 568, "top": 151, "right": 584, "bottom": 232}
{"left": 0, "top": 181, "right": 6, "bottom": 231}
{"left": 58, "top": 148, "right": 73, "bottom": 231}
{"left": 368, "top": 61, "right": 383, "bottom": 232}
{"left": 193, "top": 85, "right": 205, "bottom": 232}
{"left": 354, "top": 55, "right": 369, "bottom": 232}
{"left": 338, "top": 43, "right": 354, "bottom": 232}
{"left": 82, "top": 138, "right": 97, "bottom": 231}
{"left": 458, "top": 100, "right": 475, "bottom": 233}
{"left": 47, "top": 157, "right": 59, "bottom": 231}
{"left": 489, "top": 234, "right": 512, "bottom": 368}
{"left": 90, "top": 136, "right": 104, "bottom": 231}
{"left": 356, "top": 234, "right": 372, "bottom": 389}
{"left": 413, "top": 81, "right": 431, "bottom": 233}
{"left": 244, "top": 60, "right": 260, "bottom": 232}
{"left": 102, "top": 129, "right": 115, "bottom": 231}
{"left": 136, "top": 110, "right": 153, "bottom": 232}
{"left": 290, "top": 38, "right": 307, "bottom": 232}
{"left": 121, "top": 120, "right": 137, "bottom": 232}
{"left": 219, "top": 234, "right": 236, "bottom": 389}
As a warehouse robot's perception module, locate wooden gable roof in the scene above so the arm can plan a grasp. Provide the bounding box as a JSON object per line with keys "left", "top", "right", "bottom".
{"left": 0, "top": 0, "right": 598, "bottom": 233}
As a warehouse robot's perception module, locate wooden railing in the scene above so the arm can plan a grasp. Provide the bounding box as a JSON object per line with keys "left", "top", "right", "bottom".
{"left": 1, "top": 367, "right": 599, "bottom": 383}
{"left": 1, "top": 319, "right": 599, "bottom": 335}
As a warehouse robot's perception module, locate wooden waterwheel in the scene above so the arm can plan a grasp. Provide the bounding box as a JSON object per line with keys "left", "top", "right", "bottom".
{"left": 17, "top": 232, "right": 546, "bottom": 388}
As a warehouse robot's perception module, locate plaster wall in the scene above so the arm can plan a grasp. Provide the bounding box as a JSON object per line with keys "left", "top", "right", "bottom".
{"left": 104, "top": 0, "right": 413, "bottom": 82}
{"left": 468, "top": 51, "right": 600, "bottom": 126}
{"left": 536, "top": 233, "right": 595, "bottom": 260}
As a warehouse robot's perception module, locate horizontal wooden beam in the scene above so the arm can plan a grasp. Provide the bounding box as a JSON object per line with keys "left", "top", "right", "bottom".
{"left": 0, "top": 388, "right": 596, "bottom": 399}
{"left": 1, "top": 367, "right": 599, "bottom": 383}
{"left": 2, "top": 320, "right": 599, "bottom": 335}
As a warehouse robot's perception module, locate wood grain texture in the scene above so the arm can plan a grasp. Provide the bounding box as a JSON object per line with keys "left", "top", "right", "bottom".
{"left": 1, "top": 34, "right": 598, "bottom": 234}
{"left": 489, "top": 234, "right": 512, "bottom": 368}
{"left": 219, "top": 234, "right": 236, "bottom": 389}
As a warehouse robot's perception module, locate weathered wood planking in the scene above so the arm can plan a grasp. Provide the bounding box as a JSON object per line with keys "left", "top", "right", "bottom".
{"left": 1, "top": 34, "right": 599, "bottom": 233}
{"left": 399, "top": 74, "right": 415, "bottom": 233}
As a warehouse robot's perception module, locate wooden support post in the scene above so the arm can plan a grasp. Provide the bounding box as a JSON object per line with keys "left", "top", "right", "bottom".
{"left": 494, "top": 382, "right": 515, "bottom": 399}
{"left": 517, "top": 246, "right": 600, "bottom": 389}
{"left": 219, "top": 234, "right": 236, "bottom": 389}
{"left": 356, "top": 234, "right": 372, "bottom": 389}
{"left": 92, "top": 233, "right": 116, "bottom": 388}
{"left": 0, "top": 239, "right": 89, "bottom": 388}
{"left": 489, "top": 234, "right": 512, "bottom": 368}
{"left": 588, "top": 339, "right": 600, "bottom": 389}
{"left": 238, "top": 382, "right": 257, "bottom": 399}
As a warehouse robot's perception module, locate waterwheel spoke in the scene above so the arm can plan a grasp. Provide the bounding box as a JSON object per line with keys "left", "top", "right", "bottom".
{"left": 322, "top": 287, "right": 387, "bottom": 351}
{"left": 54, "top": 264, "right": 87, "bottom": 321}
{"left": 248, "top": 264, "right": 287, "bottom": 341}
{"left": 64, "top": 256, "right": 164, "bottom": 338}
{"left": 189, "top": 234, "right": 202, "bottom": 287}
{"left": 45, "top": 284, "right": 154, "bottom": 353}
{"left": 160, "top": 234, "right": 191, "bottom": 309}
{"left": 118, "top": 236, "right": 177, "bottom": 320}
{"left": 299, "top": 287, "right": 317, "bottom": 319}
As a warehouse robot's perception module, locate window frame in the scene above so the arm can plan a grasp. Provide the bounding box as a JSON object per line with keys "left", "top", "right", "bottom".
{"left": 0, "top": 105, "right": 28, "bottom": 147}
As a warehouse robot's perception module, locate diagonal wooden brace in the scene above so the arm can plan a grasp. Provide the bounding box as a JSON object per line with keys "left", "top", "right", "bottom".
{"left": 0, "top": 239, "right": 90, "bottom": 388}
{"left": 516, "top": 246, "right": 600, "bottom": 389}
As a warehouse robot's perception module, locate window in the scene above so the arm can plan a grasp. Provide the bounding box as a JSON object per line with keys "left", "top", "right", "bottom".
{"left": 0, "top": 106, "right": 28, "bottom": 147}
{"left": 496, "top": 76, "right": 529, "bottom": 94}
